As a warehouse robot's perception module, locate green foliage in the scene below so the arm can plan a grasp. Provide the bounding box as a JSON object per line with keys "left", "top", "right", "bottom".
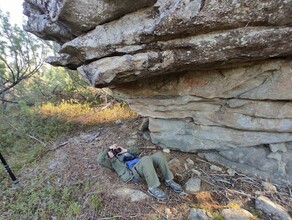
{"left": 0, "top": 106, "right": 103, "bottom": 219}
{"left": 0, "top": 9, "right": 105, "bottom": 108}
{"left": 151, "top": 214, "right": 165, "bottom": 220}
{"left": 90, "top": 194, "right": 102, "bottom": 210}
{"left": 0, "top": 104, "right": 86, "bottom": 183}
{"left": 212, "top": 212, "right": 225, "bottom": 220}
{"left": 1, "top": 174, "right": 87, "bottom": 219}
{"left": 14, "top": 66, "right": 100, "bottom": 106}
{"left": 1, "top": 165, "right": 105, "bottom": 219}
{"left": 250, "top": 209, "right": 262, "bottom": 219}
{"left": 68, "top": 202, "right": 82, "bottom": 217}
{"left": 1, "top": 103, "right": 83, "bottom": 145}
{"left": 0, "top": 10, "right": 50, "bottom": 101}
{"left": 21, "top": 109, "right": 79, "bottom": 142}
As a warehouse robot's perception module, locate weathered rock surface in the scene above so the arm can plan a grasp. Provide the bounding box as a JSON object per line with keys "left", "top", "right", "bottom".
{"left": 185, "top": 177, "right": 201, "bottom": 193}
{"left": 23, "top": 0, "right": 156, "bottom": 43}
{"left": 24, "top": 0, "right": 292, "bottom": 185}
{"left": 117, "top": 60, "right": 292, "bottom": 184}
{"left": 115, "top": 188, "right": 149, "bottom": 202}
{"left": 189, "top": 208, "right": 212, "bottom": 220}
{"left": 221, "top": 208, "right": 257, "bottom": 220}
{"left": 198, "top": 142, "right": 292, "bottom": 185}
{"left": 255, "top": 196, "right": 292, "bottom": 220}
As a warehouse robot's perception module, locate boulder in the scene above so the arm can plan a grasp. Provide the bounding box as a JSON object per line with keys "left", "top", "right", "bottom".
{"left": 115, "top": 188, "right": 149, "bottom": 202}
{"left": 255, "top": 196, "right": 292, "bottom": 220}
{"left": 189, "top": 208, "right": 212, "bottom": 220}
{"left": 198, "top": 143, "right": 292, "bottom": 185}
{"left": 221, "top": 208, "right": 257, "bottom": 220}
{"left": 185, "top": 177, "right": 201, "bottom": 193}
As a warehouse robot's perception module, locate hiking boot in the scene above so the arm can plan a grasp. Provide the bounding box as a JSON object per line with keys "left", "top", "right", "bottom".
{"left": 147, "top": 187, "right": 167, "bottom": 200}
{"left": 165, "top": 180, "right": 183, "bottom": 193}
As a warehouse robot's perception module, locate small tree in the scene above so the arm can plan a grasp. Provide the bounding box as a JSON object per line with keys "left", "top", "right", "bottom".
{"left": 0, "top": 10, "right": 48, "bottom": 106}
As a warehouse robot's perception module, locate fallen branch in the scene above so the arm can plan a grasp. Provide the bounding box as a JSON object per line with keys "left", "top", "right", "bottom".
{"left": 98, "top": 215, "right": 122, "bottom": 219}
{"left": 99, "top": 213, "right": 149, "bottom": 220}
{"left": 200, "top": 167, "right": 258, "bottom": 200}
{"left": 85, "top": 132, "right": 101, "bottom": 143}
{"left": 27, "top": 134, "right": 46, "bottom": 147}
{"left": 216, "top": 179, "right": 233, "bottom": 186}
{"left": 226, "top": 188, "right": 255, "bottom": 199}
{"left": 196, "top": 157, "right": 217, "bottom": 167}
{"left": 139, "top": 146, "right": 158, "bottom": 150}
{"left": 52, "top": 141, "right": 69, "bottom": 151}
{"left": 8, "top": 122, "right": 47, "bottom": 147}
{"left": 40, "top": 141, "right": 69, "bottom": 158}
{"left": 201, "top": 177, "right": 219, "bottom": 188}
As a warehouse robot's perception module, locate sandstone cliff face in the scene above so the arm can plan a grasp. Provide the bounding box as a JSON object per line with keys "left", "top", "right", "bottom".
{"left": 24, "top": 0, "right": 292, "bottom": 185}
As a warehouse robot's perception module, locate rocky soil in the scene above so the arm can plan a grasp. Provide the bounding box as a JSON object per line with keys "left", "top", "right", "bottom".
{"left": 17, "top": 117, "right": 292, "bottom": 219}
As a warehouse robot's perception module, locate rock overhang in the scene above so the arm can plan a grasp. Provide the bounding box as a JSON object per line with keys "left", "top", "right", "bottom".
{"left": 23, "top": 0, "right": 292, "bottom": 185}
{"left": 24, "top": 0, "right": 292, "bottom": 87}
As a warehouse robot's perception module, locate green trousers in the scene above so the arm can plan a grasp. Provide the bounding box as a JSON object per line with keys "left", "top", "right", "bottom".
{"left": 132, "top": 151, "right": 174, "bottom": 188}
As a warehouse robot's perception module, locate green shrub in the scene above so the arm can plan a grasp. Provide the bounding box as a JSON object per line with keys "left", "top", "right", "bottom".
{"left": 2, "top": 176, "right": 84, "bottom": 219}
{"left": 0, "top": 104, "right": 84, "bottom": 183}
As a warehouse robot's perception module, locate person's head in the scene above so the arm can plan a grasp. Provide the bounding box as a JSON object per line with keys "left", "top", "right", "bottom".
{"left": 108, "top": 144, "right": 127, "bottom": 155}
{"left": 110, "top": 147, "right": 122, "bottom": 156}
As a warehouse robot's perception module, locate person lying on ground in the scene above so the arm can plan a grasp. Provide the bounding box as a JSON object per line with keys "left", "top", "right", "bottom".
{"left": 97, "top": 144, "right": 183, "bottom": 201}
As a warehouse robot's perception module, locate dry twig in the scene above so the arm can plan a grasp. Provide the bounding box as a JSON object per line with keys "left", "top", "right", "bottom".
{"left": 196, "top": 158, "right": 217, "bottom": 167}
{"left": 140, "top": 146, "right": 158, "bottom": 150}
{"left": 8, "top": 122, "right": 46, "bottom": 147}
{"left": 27, "top": 134, "right": 46, "bottom": 147}
{"left": 52, "top": 141, "right": 69, "bottom": 151}
{"left": 226, "top": 188, "right": 255, "bottom": 199}
{"left": 85, "top": 131, "right": 101, "bottom": 143}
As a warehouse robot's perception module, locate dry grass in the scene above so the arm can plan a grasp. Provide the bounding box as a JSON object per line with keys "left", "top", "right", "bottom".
{"left": 39, "top": 100, "right": 138, "bottom": 125}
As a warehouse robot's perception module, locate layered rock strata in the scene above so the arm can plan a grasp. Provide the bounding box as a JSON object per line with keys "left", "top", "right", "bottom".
{"left": 115, "top": 59, "right": 292, "bottom": 184}
{"left": 23, "top": 0, "right": 156, "bottom": 43}
{"left": 23, "top": 0, "right": 292, "bottom": 185}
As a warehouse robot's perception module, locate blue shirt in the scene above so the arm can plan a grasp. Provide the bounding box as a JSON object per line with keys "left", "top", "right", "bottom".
{"left": 125, "top": 157, "right": 141, "bottom": 170}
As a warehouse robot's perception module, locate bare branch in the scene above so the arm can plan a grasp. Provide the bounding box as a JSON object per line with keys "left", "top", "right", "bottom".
{"left": 0, "top": 55, "right": 16, "bottom": 80}
{"left": 0, "top": 11, "right": 48, "bottom": 97}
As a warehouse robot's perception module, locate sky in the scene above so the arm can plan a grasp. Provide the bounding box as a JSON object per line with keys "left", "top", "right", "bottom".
{"left": 0, "top": 0, "right": 25, "bottom": 26}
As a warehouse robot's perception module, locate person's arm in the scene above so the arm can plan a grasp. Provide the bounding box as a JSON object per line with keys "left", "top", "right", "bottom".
{"left": 127, "top": 147, "right": 141, "bottom": 156}
{"left": 111, "top": 158, "right": 133, "bottom": 182}
{"left": 97, "top": 148, "right": 115, "bottom": 170}
{"left": 96, "top": 144, "right": 128, "bottom": 169}
{"left": 97, "top": 146, "right": 134, "bottom": 182}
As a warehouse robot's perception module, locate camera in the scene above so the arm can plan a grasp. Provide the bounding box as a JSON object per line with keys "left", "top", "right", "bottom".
{"left": 110, "top": 147, "right": 122, "bottom": 156}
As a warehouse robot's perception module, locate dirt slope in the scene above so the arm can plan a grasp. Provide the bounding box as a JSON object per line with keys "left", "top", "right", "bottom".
{"left": 17, "top": 117, "right": 292, "bottom": 219}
